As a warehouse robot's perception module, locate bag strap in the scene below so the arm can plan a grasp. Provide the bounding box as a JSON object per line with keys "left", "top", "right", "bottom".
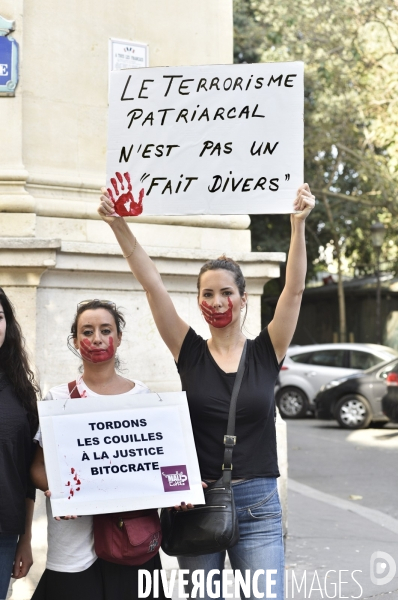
{"left": 68, "top": 380, "right": 81, "bottom": 398}
{"left": 222, "top": 340, "right": 247, "bottom": 484}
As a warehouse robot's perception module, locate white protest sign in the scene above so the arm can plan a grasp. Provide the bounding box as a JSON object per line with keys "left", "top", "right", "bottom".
{"left": 106, "top": 62, "right": 303, "bottom": 216}
{"left": 38, "top": 392, "right": 204, "bottom": 517}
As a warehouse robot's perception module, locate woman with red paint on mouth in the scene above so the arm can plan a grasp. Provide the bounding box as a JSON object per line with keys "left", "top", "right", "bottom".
{"left": 0, "top": 289, "right": 38, "bottom": 600}
{"left": 98, "top": 183, "right": 315, "bottom": 600}
{"left": 30, "top": 300, "right": 165, "bottom": 600}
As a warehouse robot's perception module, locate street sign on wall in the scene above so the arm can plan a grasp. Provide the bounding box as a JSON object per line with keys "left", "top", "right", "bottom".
{"left": 109, "top": 38, "right": 149, "bottom": 72}
{"left": 0, "top": 16, "right": 18, "bottom": 96}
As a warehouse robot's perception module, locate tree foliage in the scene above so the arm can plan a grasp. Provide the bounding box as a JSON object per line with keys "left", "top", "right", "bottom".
{"left": 234, "top": 0, "right": 398, "bottom": 278}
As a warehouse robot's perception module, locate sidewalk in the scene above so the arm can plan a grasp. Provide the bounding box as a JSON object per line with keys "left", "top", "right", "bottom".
{"left": 286, "top": 483, "right": 398, "bottom": 599}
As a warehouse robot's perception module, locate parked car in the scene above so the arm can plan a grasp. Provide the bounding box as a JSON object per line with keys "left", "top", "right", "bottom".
{"left": 315, "top": 358, "right": 398, "bottom": 429}
{"left": 381, "top": 363, "right": 398, "bottom": 423}
{"left": 276, "top": 343, "right": 398, "bottom": 419}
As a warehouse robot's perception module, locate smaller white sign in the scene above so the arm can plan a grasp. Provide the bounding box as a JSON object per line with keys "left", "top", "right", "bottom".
{"left": 109, "top": 38, "right": 149, "bottom": 72}
{"left": 39, "top": 392, "right": 204, "bottom": 516}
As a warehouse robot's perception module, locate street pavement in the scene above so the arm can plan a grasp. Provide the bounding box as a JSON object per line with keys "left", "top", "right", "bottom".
{"left": 285, "top": 418, "right": 398, "bottom": 599}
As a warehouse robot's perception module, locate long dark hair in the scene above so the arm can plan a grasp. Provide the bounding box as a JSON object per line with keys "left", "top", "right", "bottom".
{"left": 0, "top": 288, "right": 39, "bottom": 434}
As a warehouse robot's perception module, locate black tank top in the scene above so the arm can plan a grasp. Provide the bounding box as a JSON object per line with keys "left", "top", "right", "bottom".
{"left": 177, "top": 327, "right": 281, "bottom": 479}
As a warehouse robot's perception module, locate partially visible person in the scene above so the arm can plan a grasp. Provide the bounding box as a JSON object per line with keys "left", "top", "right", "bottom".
{"left": 30, "top": 300, "right": 165, "bottom": 600}
{"left": 0, "top": 288, "right": 39, "bottom": 600}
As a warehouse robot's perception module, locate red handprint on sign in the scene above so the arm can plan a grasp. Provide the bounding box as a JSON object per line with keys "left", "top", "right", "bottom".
{"left": 107, "top": 172, "right": 144, "bottom": 217}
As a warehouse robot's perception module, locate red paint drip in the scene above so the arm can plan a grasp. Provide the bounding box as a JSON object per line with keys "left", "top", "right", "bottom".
{"left": 201, "top": 297, "right": 233, "bottom": 328}
{"left": 65, "top": 467, "right": 81, "bottom": 500}
{"left": 108, "top": 171, "right": 144, "bottom": 217}
{"left": 80, "top": 336, "right": 115, "bottom": 363}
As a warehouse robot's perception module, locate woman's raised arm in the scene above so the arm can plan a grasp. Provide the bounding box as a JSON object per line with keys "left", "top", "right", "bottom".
{"left": 98, "top": 189, "right": 189, "bottom": 361}
{"left": 268, "top": 184, "right": 315, "bottom": 363}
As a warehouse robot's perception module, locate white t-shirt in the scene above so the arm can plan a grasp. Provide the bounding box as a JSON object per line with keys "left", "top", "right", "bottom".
{"left": 36, "top": 375, "right": 151, "bottom": 573}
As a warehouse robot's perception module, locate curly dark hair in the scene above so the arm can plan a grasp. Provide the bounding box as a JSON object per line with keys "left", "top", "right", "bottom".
{"left": 70, "top": 300, "right": 126, "bottom": 338}
{"left": 68, "top": 300, "right": 126, "bottom": 370}
{"left": 0, "top": 288, "right": 39, "bottom": 435}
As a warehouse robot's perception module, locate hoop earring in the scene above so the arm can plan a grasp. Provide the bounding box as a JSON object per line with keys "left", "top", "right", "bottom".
{"left": 67, "top": 335, "right": 82, "bottom": 360}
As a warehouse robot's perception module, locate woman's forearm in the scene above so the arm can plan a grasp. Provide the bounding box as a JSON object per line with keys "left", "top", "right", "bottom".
{"left": 30, "top": 446, "right": 49, "bottom": 492}
{"left": 284, "top": 216, "right": 307, "bottom": 297}
{"left": 107, "top": 216, "right": 189, "bottom": 357}
{"left": 109, "top": 218, "right": 164, "bottom": 294}
{"left": 21, "top": 498, "right": 34, "bottom": 538}
{"left": 267, "top": 184, "right": 314, "bottom": 361}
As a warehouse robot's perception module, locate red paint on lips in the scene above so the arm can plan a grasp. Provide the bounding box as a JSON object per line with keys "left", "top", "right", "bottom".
{"left": 201, "top": 297, "right": 233, "bottom": 328}
{"left": 79, "top": 336, "right": 115, "bottom": 363}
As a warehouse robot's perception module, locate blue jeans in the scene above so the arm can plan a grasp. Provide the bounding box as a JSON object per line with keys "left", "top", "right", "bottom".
{"left": 178, "top": 477, "right": 284, "bottom": 599}
{"left": 0, "top": 534, "right": 18, "bottom": 600}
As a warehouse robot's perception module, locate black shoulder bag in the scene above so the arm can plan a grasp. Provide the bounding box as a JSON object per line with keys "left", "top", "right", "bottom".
{"left": 161, "top": 341, "right": 247, "bottom": 556}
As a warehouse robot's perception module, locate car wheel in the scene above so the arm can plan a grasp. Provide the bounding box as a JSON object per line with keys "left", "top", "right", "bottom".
{"left": 335, "top": 395, "right": 372, "bottom": 429}
{"left": 276, "top": 387, "right": 308, "bottom": 418}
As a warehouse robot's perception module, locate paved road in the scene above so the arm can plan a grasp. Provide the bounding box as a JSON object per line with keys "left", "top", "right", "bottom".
{"left": 285, "top": 418, "right": 398, "bottom": 599}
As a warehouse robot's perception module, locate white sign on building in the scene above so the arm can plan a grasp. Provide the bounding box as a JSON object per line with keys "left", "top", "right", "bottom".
{"left": 39, "top": 392, "right": 204, "bottom": 516}
{"left": 107, "top": 62, "right": 304, "bottom": 216}
{"left": 109, "top": 38, "right": 149, "bottom": 72}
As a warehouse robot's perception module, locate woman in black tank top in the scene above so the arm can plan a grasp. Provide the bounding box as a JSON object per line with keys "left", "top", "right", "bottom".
{"left": 98, "top": 183, "right": 315, "bottom": 599}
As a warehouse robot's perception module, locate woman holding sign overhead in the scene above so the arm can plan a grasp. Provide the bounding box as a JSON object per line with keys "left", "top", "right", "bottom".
{"left": 30, "top": 300, "right": 165, "bottom": 600}
{"left": 98, "top": 183, "right": 315, "bottom": 599}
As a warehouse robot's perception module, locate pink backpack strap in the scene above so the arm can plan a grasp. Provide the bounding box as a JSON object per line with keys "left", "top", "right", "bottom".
{"left": 68, "top": 380, "right": 81, "bottom": 398}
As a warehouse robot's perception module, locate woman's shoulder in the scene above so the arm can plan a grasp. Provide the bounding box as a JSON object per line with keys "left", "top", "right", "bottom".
{"left": 250, "top": 327, "right": 280, "bottom": 372}
{"left": 42, "top": 382, "right": 71, "bottom": 401}
{"left": 177, "top": 327, "right": 206, "bottom": 368}
{"left": 131, "top": 379, "right": 151, "bottom": 394}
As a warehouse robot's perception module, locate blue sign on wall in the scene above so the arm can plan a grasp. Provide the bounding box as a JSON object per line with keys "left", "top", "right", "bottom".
{"left": 0, "top": 35, "right": 18, "bottom": 95}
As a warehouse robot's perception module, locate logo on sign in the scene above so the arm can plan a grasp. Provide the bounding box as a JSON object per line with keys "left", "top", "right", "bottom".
{"left": 161, "top": 465, "right": 190, "bottom": 492}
